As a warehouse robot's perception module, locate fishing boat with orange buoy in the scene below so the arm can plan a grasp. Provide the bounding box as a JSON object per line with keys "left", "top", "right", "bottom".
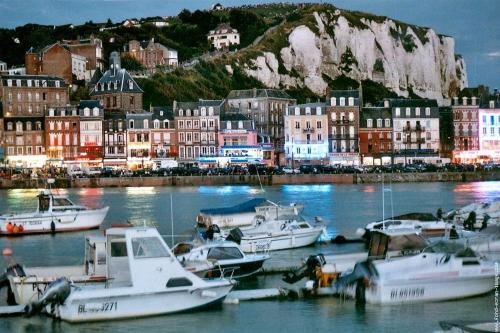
{"left": 0, "top": 179, "right": 108, "bottom": 236}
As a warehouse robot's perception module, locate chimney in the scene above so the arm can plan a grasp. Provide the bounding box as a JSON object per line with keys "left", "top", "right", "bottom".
{"left": 471, "top": 96, "right": 477, "bottom": 106}
{"left": 462, "top": 96, "right": 467, "bottom": 106}
{"left": 453, "top": 97, "right": 458, "bottom": 106}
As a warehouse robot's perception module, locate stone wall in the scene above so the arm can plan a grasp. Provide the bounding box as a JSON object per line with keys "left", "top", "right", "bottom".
{"left": 0, "top": 171, "right": 498, "bottom": 189}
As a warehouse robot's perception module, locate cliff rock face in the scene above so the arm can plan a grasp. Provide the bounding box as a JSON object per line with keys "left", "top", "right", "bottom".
{"left": 242, "top": 9, "right": 467, "bottom": 105}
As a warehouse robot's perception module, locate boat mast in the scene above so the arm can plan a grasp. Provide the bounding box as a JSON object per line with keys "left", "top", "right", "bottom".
{"left": 382, "top": 173, "right": 385, "bottom": 228}
{"left": 170, "top": 194, "right": 174, "bottom": 246}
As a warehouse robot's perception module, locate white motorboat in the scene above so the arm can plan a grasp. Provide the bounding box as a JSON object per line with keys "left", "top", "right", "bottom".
{"left": 31, "top": 226, "right": 233, "bottom": 322}
{"left": 358, "top": 218, "right": 454, "bottom": 240}
{"left": 0, "top": 184, "right": 108, "bottom": 235}
{"left": 196, "top": 198, "right": 303, "bottom": 229}
{"left": 173, "top": 241, "right": 270, "bottom": 280}
{"left": 338, "top": 242, "right": 495, "bottom": 304}
{"left": 447, "top": 200, "right": 500, "bottom": 227}
{"left": 222, "top": 215, "right": 325, "bottom": 252}
{"left": 1, "top": 235, "right": 107, "bottom": 305}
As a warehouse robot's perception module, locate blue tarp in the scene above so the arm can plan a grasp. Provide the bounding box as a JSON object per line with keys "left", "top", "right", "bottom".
{"left": 200, "top": 198, "right": 267, "bottom": 215}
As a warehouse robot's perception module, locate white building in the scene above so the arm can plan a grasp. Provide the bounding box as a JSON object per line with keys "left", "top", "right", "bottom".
{"left": 207, "top": 24, "right": 240, "bottom": 50}
{"left": 71, "top": 53, "right": 87, "bottom": 81}
{"left": 479, "top": 100, "right": 500, "bottom": 162}
{"left": 284, "top": 103, "right": 329, "bottom": 165}
{"left": 389, "top": 99, "right": 442, "bottom": 164}
{"left": 79, "top": 101, "right": 104, "bottom": 166}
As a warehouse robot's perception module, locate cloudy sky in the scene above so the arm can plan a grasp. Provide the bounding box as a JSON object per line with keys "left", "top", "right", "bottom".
{"left": 0, "top": 0, "right": 498, "bottom": 89}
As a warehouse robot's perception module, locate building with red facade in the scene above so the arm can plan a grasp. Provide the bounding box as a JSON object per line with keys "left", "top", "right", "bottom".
{"left": 359, "top": 106, "right": 393, "bottom": 165}
{"left": 45, "top": 105, "right": 80, "bottom": 166}
{"left": 78, "top": 100, "right": 104, "bottom": 166}
{"left": 451, "top": 96, "right": 480, "bottom": 163}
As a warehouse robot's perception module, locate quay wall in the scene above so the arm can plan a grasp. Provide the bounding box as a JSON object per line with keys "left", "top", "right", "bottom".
{"left": 0, "top": 171, "right": 498, "bottom": 189}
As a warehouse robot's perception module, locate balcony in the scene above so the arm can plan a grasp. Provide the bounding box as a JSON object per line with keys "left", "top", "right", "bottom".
{"left": 302, "top": 128, "right": 315, "bottom": 133}
{"left": 334, "top": 119, "right": 354, "bottom": 125}
{"left": 330, "top": 134, "right": 358, "bottom": 139}
{"left": 402, "top": 138, "right": 426, "bottom": 144}
{"left": 403, "top": 125, "right": 425, "bottom": 132}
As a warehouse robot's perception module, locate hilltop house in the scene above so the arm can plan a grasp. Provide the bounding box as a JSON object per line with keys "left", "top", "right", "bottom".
{"left": 207, "top": 24, "right": 240, "bottom": 50}
{"left": 123, "top": 38, "right": 178, "bottom": 70}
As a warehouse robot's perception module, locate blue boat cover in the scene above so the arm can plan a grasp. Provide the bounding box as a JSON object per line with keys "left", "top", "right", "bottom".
{"left": 200, "top": 198, "right": 267, "bottom": 215}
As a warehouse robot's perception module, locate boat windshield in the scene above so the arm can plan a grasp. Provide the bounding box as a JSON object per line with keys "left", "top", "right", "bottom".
{"left": 207, "top": 246, "right": 244, "bottom": 260}
{"left": 53, "top": 198, "right": 74, "bottom": 207}
{"left": 424, "top": 241, "right": 476, "bottom": 256}
{"left": 131, "top": 237, "right": 170, "bottom": 259}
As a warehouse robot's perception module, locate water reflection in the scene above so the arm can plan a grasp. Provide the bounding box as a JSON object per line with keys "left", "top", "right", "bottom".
{"left": 282, "top": 184, "right": 333, "bottom": 193}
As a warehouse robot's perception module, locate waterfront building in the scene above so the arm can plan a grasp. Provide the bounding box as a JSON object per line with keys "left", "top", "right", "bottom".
{"left": 284, "top": 103, "right": 329, "bottom": 166}
{"left": 207, "top": 24, "right": 240, "bottom": 50}
{"left": 103, "top": 114, "right": 127, "bottom": 168}
{"left": 1, "top": 75, "right": 68, "bottom": 167}
{"left": 226, "top": 88, "right": 295, "bottom": 165}
{"left": 126, "top": 112, "right": 152, "bottom": 169}
{"left": 389, "top": 99, "right": 443, "bottom": 164}
{"left": 123, "top": 39, "right": 178, "bottom": 71}
{"left": 209, "top": 114, "right": 274, "bottom": 167}
{"left": 451, "top": 96, "right": 480, "bottom": 163}
{"left": 78, "top": 100, "right": 104, "bottom": 167}
{"left": 174, "top": 99, "right": 223, "bottom": 166}
{"left": 90, "top": 52, "right": 143, "bottom": 114}
{"left": 359, "top": 106, "right": 393, "bottom": 165}
{"left": 478, "top": 100, "right": 500, "bottom": 162}
{"left": 151, "top": 106, "right": 177, "bottom": 167}
{"left": 325, "top": 90, "right": 361, "bottom": 165}
{"left": 45, "top": 105, "right": 80, "bottom": 166}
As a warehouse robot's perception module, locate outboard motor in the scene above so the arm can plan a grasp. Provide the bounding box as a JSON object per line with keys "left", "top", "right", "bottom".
{"left": 226, "top": 228, "right": 243, "bottom": 244}
{"left": 25, "top": 277, "right": 71, "bottom": 315}
{"left": 335, "top": 261, "right": 375, "bottom": 304}
{"left": 282, "top": 254, "right": 326, "bottom": 284}
{"left": 0, "top": 264, "right": 26, "bottom": 305}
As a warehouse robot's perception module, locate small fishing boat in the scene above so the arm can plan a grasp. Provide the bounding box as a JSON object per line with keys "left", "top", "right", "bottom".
{"left": 28, "top": 226, "right": 233, "bottom": 322}
{"left": 447, "top": 200, "right": 500, "bottom": 227}
{"left": 196, "top": 198, "right": 303, "bottom": 229}
{"left": 223, "top": 215, "right": 325, "bottom": 252}
{"left": 1, "top": 235, "right": 107, "bottom": 305}
{"left": 358, "top": 218, "right": 453, "bottom": 240}
{"left": 173, "top": 241, "right": 270, "bottom": 280}
{"left": 0, "top": 180, "right": 108, "bottom": 235}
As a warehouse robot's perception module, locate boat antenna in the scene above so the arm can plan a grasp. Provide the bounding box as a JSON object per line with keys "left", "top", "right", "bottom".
{"left": 170, "top": 193, "right": 174, "bottom": 247}
{"left": 389, "top": 172, "right": 394, "bottom": 220}
{"left": 382, "top": 173, "right": 385, "bottom": 227}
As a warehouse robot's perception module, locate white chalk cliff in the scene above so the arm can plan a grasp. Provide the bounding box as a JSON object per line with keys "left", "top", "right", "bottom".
{"left": 241, "top": 8, "right": 467, "bottom": 105}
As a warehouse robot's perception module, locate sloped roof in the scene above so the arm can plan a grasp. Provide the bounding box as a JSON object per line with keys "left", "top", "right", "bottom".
{"left": 176, "top": 101, "right": 199, "bottom": 110}
{"left": 152, "top": 106, "right": 174, "bottom": 120}
{"left": 79, "top": 100, "right": 101, "bottom": 109}
{"left": 90, "top": 68, "right": 143, "bottom": 95}
{"left": 330, "top": 90, "right": 360, "bottom": 99}
{"left": 227, "top": 89, "right": 293, "bottom": 100}
{"left": 388, "top": 98, "right": 438, "bottom": 108}
{"left": 360, "top": 107, "right": 392, "bottom": 122}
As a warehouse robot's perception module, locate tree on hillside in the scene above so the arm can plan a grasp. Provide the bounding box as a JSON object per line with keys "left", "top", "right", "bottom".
{"left": 121, "top": 55, "right": 145, "bottom": 71}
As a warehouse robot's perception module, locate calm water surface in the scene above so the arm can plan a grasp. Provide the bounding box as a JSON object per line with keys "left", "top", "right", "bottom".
{"left": 0, "top": 182, "right": 498, "bottom": 332}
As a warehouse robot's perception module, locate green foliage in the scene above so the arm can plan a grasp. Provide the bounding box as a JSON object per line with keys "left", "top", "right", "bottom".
{"left": 361, "top": 80, "right": 397, "bottom": 105}
{"left": 339, "top": 47, "right": 358, "bottom": 73}
{"left": 121, "top": 55, "right": 145, "bottom": 71}
{"left": 70, "top": 85, "right": 90, "bottom": 102}
{"left": 373, "top": 59, "right": 384, "bottom": 72}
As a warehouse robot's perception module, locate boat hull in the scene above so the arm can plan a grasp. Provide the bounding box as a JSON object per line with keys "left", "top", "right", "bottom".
{"left": 239, "top": 229, "right": 323, "bottom": 252}
{"left": 0, "top": 207, "right": 109, "bottom": 235}
{"left": 355, "top": 274, "right": 495, "bottom": 304}
{"left": 54, "top": 283, "right": 233, "bottom": 322}
{"left": 195, "top": 258, "right": 267, "bottom": 280}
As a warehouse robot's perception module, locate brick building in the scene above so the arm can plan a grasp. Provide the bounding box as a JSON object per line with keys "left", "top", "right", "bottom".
{"left": 1, "top": 75, "right": 68, "bottom": 167}
{"left": 90, "top": 52, "right": 143, "bottom": 113}
{"left": 174, "top": 99, "right": 223, "bottom": 165}
{"left": 62, "top": 35, "right": 104, "bottom": 71}
{"left": 123, "top": 39, "right": 178, "bottom": 70}
{"left": 451, "top": 96, "right": 480, "bottom": 163}
{"left": 326, "top": 90, "right": 361, "bottom": 165}
{"left": 359, "top": 106, "right": 393, "bottom": 165}
{"left": 45, "top": 105, "right": 80, "bottom": 165}
{"left": 103, "top": 114, "right": 127, "bottom": 168}
{"left": 26, "top": 43, "right": 73, "bottom": 83}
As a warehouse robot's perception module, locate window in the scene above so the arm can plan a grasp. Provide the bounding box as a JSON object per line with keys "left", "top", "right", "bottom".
{"left": 295, "top": 121, "right": 300, "bottom": 129}
{"left": 316, "top": 106, "right": 322, "bottom": 115}
{"left": 207, "top": 247, "right": 243, "bottom": 260}
{"left": 425, "top": 107, "right": 431, "bottom": 116}
{"left": 129, "top": 120, "right": 134, "bottom": 129}
{"left": 367, "top": 119, "right": 373, "bottom": 128}
{"left": 294, "top": 107, "right": 300, "bottom": 116}
{"left": 415, "top": 107, "right": 420, "bottom": 116}
{"left": 201, "top": 107, "right": 206, "bottom": 116}
{"left": 26, "top": 122, "right": 32, "bottom": 131}
{"left": 317, "top": 121, "right": 322, "bottom": 129}
{"left": 154, "top": 119, "right": 160, "bottom": 129}
{"left": 405, "top": 108, "right": 411, "bottom": 116}
{"left": 395, "top": 108, "right": 400, "bottom": 117}
{"left": 132, "top": 237, "right": 169, "bottom": 259}
{"left": 179, "top": 109, "right": 183, "bottom": 117}
{"left": 143, "top": 119, "right": 149, "bottom": 129}
{"left": 330, "top": 97, "right": 337, "bottom": 106}
{"left": 55, "top": 80, "right": 60, "bottom": 88}
{"left": 385, "top": 119, "right": 391, "bottom": 127}
{"left": 166, "top": 278, "right": 192, "bottom": 288}
{"left": 318, "top": 133, "right": 322, "bottom": 141}
{"left": 7, "top": 122, "right": 13, "bottom": 130}
{"left": 340, "top": 97, "right": 345, "bottom": 106}
{"left": 305, "top": 107, "right": 311, "bottom": 114}
{"left": 377, "top": 119, "right": 382, "bottom": 128}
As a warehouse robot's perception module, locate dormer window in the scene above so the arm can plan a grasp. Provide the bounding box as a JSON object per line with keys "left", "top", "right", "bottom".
{"left": 405, "top": 107, "right": 411, "bottom": 116}
{"left": 55, "top": 80, "right": 60, "bottom": 88}
{"left": 84, "top": 107, "right": 90, "bottom": 117}
{"left": 316, "top": 106, "right": 322, "bottom": 115}
{"left": 143, "top": 119, "right": 149, "bottom": 129}
{"left": 186, "top": 109, "right": 191, "bottom": 117}
{"left": 201, "top": 107, "right": 206, "bottom": 116}
{"left": 415, "top": 107, "right": 420, "bottom": 116}
{"left": 7, "top": 122, "right": 13, "bottom": 131}
{"left": 227, "top": 122, "right": 232, "bottom": 130}
{"left": 163, "top": 120, "right": 169, "bottom": 128}
{"left": 114, "top": 81, "right": 118, "bottom": 89}
{"left": 179, "top": 109, "right": 183, "bottom": 117}
{"left": 348, "top": 97, "right": 354, "bottom": 106}
{"left": 93, "top": 107, "right": 99, "bottom": 116}
{"left": 367, "top": 119, "right": 373, "bottom": 128}
{"left": 294, "top": 107, "right": 300, "bottom": 116}
{"left": 208, "top": 107, "right": 214, "bottom": 116}
{"left": 129, "top": 119, "right": 134, "bottom": 129}
{"left": 339, "top": 97, "right": 345, "bottom": 106}
{"left": 305, "top": 107, "right": 311, "bottom": 115}
{"left": 129, "top": 80, "right": 134, "bottom": 90}
{"left": 238, "top": 121, "right": 243, "bottom": 129}
{"left": 425, "top": 107, "right": 431, "bottom": 116}
{"left": 160, "top": 111, "right": 164, "bottom": 116}
{"left": 154, "top": 119, "right": 160, "bottom": 129}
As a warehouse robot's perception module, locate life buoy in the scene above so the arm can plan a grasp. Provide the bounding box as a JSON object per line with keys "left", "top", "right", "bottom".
{"left": 12, "top": 225, "right": 20, "bottom": 233}
{"left": 6, "top": 222, "right": 14, "bottom": 233}
{"left": 18, "top": 225, "right": 24, "bottom": 233}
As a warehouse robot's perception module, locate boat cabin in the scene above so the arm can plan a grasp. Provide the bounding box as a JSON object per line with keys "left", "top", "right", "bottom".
{"left": 173, "top": 241, "right": 245, "bottom": 262}
{"left": 37, "top": 190, "right": 84, "bottom": 213}
{"left": 84, "top": 235, "right": 107, "bottom": 277}
{"left": 105, "top": 227, "right": 193, "bottom": 289}
{"left": 368, "top": 230, "right": 429, "bottom": 260}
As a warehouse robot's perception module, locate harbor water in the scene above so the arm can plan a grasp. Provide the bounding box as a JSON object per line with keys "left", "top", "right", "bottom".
{"left": 0, "top": 181, "right": 498, "bottom": 332}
